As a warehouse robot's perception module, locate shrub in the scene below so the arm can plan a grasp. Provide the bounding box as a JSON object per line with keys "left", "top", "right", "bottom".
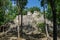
{"left": 37, "top": 23, "right": 45, "bottom": 33}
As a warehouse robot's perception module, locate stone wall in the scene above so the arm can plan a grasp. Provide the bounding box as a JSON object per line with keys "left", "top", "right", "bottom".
{"left": 13, "top": 11, "right": 53, "bottom": 34}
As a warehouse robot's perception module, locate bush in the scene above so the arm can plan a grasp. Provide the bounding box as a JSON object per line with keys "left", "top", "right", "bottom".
{"left": 37, "top": 23, "right": 45, "bottom": 33}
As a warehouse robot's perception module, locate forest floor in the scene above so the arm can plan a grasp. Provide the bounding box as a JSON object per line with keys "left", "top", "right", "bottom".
{"left": 15, "top": 37, "right": 60, "bottom": 40}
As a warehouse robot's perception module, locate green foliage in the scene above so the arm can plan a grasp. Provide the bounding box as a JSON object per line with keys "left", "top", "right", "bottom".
{"left": 0, "top": 0, "right": 6, "bottom": 25}
{"left": 37, "top": 23, "right": 45, "bottom": 33}
{"left": 16, "top": 0, "right": 28, "bottom": 15}
{"left": 17, "top": 0, "right": 28, "bottom": 9}
{"left": 0, "top": 0, "right": 17, "bottom": 26}
{"left": 56, "top": 0, "right": 60, "bottom": 25}
{"left": 16, "top": 0, "right": 28, "bottom": 11}
{"left": 27, "top": 7, "right": 40, "bottom": 13}
{"left": 22, "top": 9, "right": 27, "bottom": 15}
{"left": 41, "top": 0, "right": 60, "bottom": 25}
{"left": 46, "top": 5, "right": 53, "bottom": 21}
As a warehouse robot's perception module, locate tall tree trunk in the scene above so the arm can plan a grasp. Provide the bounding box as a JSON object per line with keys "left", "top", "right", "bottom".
{"left": 49, "top": 0, "right": 57, "bottom": 40}
{"left": 43, "top": 0, "right": 50, "bottom": 40}
{"left": 17, "top": 0, "right": 22, "bottom": 40}
{"left": 17, "top": 15, "right": 20, "bottom": 39}
{"left": 20, "top": 8, "right": 23, "bottom": 36}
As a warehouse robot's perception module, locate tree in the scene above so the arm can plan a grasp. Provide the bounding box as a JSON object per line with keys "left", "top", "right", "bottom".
{"left": 44, "top": 0, "right": 60, "bottom": 25}
{"left": 16, "top": 0, "right": 28, "bottom": 39}
{"left": 0, "top": 0, "right": 6, "bottom": 25}
{"left": 40, "top": 0, "right": 57, "bottom": 40}
{"left": 0, "top": 0, "right": 18, "bottom": 33}
{"left": 39, "top": 0, "right": 50, "bottom": 40}
{"left": 49, "top": 0, "right": 57, "bottom": 40}
{"left": 0, "top": 0, "right": 17, "bottom": 26}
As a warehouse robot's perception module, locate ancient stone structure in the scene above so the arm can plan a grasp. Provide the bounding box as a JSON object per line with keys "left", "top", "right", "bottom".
{"left": 0, "top": 11, "right": 54, "bottom": 40}
{"left": 13, "top": 11, "right": 53, "bottom": 35}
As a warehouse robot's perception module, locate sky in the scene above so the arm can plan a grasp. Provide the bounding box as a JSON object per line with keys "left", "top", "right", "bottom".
{"left": 12, "top": 0, "right": 43, "bottom": 12}
{"left": 25, "top": 0, "right": 43, "bottom": 12}
{"left": 26, "top": 0, "right": 41, "bottom": 8}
